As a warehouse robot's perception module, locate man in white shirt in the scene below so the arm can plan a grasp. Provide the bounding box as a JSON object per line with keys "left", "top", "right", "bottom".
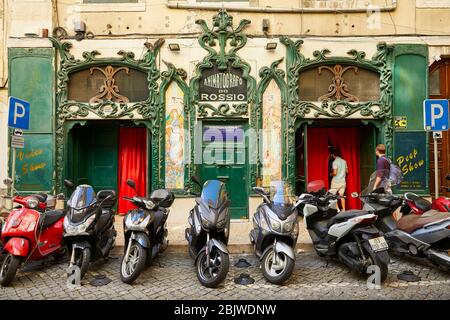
{"left": 329, "top": 149, "right": 348, "bottom": 211}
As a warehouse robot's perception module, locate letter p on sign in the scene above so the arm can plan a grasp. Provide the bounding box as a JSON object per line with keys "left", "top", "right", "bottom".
{"left": 423, "top": 99, "right": 449, "bottom": 132}
{"left": 8, "top": 96, "right": 30, "bottom": 130}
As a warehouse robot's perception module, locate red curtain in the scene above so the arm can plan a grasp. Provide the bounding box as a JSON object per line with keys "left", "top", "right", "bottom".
{"left": 306, "top": 127, "right": 361, "bottom": 209}
{"left": 117, "top": 127, "right": 147, "bottom": 215}
{"left": 307, "top": 128, "right": 330, "bottom": 187}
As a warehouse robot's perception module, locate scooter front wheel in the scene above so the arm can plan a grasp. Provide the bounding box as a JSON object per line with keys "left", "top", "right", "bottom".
{"left": 71, "top": 247, "right": 91, "bottom": 280}
{"left": 120, "top": 241, "right": 147, "bottom": 284}
{"left": 196, "top": 248, "right": 229, "bottom": 288}
{"left": 0, "top": 253, "right": 21, "bottom": 286}
{"left": 262, "top": 248, "right": 295, "bottom": 285}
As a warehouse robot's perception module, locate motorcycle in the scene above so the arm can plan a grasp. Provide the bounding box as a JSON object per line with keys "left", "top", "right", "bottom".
{"left": 63, "top": 180, "right": 117, "bottom": 280}
{"left": 300, "top": 180, "right": 390, "bottom": 282}
{"left": 402, "top": 174, "right": 450, "bottom": 215}
{"left": 357, "top": 172, "right": 450, "bottom": 271}
{"left": 0, "top": 178, "right": 65, "bottom": 286}
{"left": 120, "top": 179, "right": 174, "bottom": 284}
{"left": 250, "top": 181, "right": 300, "bottom": 284}
{"left": 185, "top": 176, "right": 230, "bottom": 288}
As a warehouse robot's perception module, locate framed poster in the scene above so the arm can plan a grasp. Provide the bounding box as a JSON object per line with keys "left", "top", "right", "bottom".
{"left": 393, "top": 131, "right": 428, "bottom": 193}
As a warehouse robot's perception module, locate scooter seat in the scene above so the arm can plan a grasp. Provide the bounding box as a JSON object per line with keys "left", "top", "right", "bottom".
{"left": 327, "top": 210, "right": 369, "bottom": 227}
{"left": 405, "top": 193, "right": 432, "bottom": 212}
{"left": 39, "top": 210, "right": 65, "bottom": 229}
{"left": 397, "top": 211, "right": 450, "bottom": 234}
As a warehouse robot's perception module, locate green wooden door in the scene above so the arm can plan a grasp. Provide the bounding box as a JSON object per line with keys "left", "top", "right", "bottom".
{"left": 360, "top": 125, "right": 377, "bottom": 189}
{"left": 201, "top": 123, "right": 248, "bottom": 219}
{"left": 71, "top": 124, "right": 118, "bottom": 192}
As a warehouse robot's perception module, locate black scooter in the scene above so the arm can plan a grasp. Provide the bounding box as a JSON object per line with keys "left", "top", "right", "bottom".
{"left": 63, "top": 180, "right": 117, "bottom": 280}
{"left": 250, "top": 182, "right": 300, "bottom": 284}
{"left": 185, "top": 176, "right": 230, "bottom": 288}
{"left": 120, "top": 179, "right": 174, "bottom": 284}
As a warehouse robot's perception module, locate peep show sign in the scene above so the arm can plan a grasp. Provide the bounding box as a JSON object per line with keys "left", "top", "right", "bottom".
{"left": 393, "top": 131, "right": 427, "bottom": 192}
{"left": 199, "top": 62, "right": 247, "bottom": 103}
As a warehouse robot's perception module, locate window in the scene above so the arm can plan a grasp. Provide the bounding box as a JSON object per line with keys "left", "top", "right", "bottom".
{"left": 429, "top": 68, "right": 441, "bottom": 96}
{"left": 83, "top": 0, "right": 137, "bottom": 2}
{"left": 298, "top": 64, "right": 380, "bottom": 102}
{"left": 68, "top": 65, "right": 149, "bottom": 103}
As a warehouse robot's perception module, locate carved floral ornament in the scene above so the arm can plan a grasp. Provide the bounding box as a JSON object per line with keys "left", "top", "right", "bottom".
{"left": 317, "top": 64, "right": 359, "bottom": 102}
{"left": 89, "top": 65, "right": 130, "bottom": 104}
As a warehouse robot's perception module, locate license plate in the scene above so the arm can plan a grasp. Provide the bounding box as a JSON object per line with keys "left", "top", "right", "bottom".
{"left": 368, "top": 236, "right": 389, "bottom": 252}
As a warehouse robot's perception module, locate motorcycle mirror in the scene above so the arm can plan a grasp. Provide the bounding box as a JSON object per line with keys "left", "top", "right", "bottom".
{"left": 351, "top": 192, "right": 359, "bottom": 198}
{"left": 126, "top": 179, "right": 136, "bottom": 190}
{"left": 3, "top": 177, "right": 13, "bottom": 187}
{"left": 253, "top": 187, "right": 267, "bottom": 195}
{"left": 191, "top": 175, "right": 202, "bottom": 188}
{"left": 64, "top": 179, "right": 74, "bottom": 189}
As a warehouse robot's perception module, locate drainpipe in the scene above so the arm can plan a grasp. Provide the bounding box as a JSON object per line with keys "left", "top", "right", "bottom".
{"left": 166, "top": 0, "right": 397, "bottom": 13}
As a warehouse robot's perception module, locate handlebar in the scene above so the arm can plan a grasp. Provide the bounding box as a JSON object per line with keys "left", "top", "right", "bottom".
{"left": 122, "top": 196, "right": 134, "bottom": 201}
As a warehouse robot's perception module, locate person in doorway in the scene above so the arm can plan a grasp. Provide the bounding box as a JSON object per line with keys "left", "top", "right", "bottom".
{"left": 373, "top": 144, "right": 391, "bottom": 193}
{"left": 329, "top": 149, "right": 348, "bottom": 211}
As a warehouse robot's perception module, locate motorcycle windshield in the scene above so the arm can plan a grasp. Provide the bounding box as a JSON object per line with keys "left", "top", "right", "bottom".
{"left": 362, "top": 171, "right": 401, "bottom": 196}
{"left": 68, "top": 185, "right": 96, "bottom": 209}
{"left": 269, "top": 181, "right": 293, "bottom": 207}
{"left": 201, "top": 180, "right": 227, "bottom": 209}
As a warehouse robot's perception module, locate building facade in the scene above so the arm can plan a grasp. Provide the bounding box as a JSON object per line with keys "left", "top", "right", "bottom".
{"left": 1, "top": 1, "right": 450, "bottom": 227}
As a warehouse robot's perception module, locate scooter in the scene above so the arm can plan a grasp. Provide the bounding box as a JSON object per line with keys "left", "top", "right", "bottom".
{"left": 300, "top": 180, "right": 390, "bottom": 283}
{"left": 250, "top": 181, "right": 300, "bottom": 284}
{"left": 358, "top": 173, "right": 450, "bottom": 271}
{"left": 0, "top": 178, "right": 66, "bottom": 286}
{"left": 120, "top": 179, "right": 174, "bottom": 284}
{"left": 185, "top": 176, "right": 230, "bottom": 288}
{"left": 63, "top": 180, "right": 117, "bottom": 280}
{"left": 402, "top": 174, "right": 450, "bottom": 215}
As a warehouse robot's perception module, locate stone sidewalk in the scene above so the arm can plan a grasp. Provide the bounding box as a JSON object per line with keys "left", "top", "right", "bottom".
{"left": 1, "top": 247, "right": 449, "bottom": 300}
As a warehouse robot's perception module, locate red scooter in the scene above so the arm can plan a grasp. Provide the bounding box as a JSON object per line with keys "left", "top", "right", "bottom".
{"left": 0, "top": 179, "right": 66, "bottom": 286}
{"left": 402, "top": 174, "right": 450, "bottom": 215}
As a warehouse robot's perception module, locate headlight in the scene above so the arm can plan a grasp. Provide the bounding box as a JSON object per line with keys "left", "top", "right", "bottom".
{"left": 284, "top": 221, "right": 294, "bottom": 232}
{"left": 27, "top": 198, "right": 38, "bottom": 209}
{"left": 125, "top": 212, "right": 151, "bottom": 230}
{"left": 293, "top": 221, "right": 299, "bottom": 236}
{"left": 64, "top": 214, "right": 96, "bottom": 234}
{"left": 269, "top": 218, "right": 281, "bottom": 232}
{"left": 260, "top": 215, "right": 269, "bottom": 230}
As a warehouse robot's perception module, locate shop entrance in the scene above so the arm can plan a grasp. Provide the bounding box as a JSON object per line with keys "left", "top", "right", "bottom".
{"left": 200, "top": 122, "right": 249, "bottom": 219}
{"left": 295, "top": 121, "right": 378, "bottom": 209}
{"left": 67, "top": 121, "right": 148, "bottom": 214}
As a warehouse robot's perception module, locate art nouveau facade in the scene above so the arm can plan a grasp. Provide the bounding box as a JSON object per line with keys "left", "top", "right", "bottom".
{"left": 1, "top": 1, "right": 450, "bottom": 225}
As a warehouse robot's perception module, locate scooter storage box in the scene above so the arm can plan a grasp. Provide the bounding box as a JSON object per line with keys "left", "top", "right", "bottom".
{"left": 150, "top": 189, "right": 175, "bottom": 208}
{"left": 97, "top": 190, "right": 117, "bottom": 208}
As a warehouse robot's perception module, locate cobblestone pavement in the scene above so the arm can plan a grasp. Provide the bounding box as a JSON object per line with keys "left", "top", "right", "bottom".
{"left": 0, "top": 247, "right": 449, "bottom": 300}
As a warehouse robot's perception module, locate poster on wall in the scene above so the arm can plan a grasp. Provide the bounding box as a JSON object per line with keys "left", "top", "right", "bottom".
{"left": 199, "top": 62, "right": 247, "bottom": 103}
{"left": 13, "top": 134, "right": 53, "bottom": 191}
{"left": 393, "top": 131, "right": 427, "bottom": 192}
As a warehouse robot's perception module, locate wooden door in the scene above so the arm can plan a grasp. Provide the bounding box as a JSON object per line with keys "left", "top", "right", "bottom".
{"left": 429, "top": 59, "right": 450, "bottom": 197}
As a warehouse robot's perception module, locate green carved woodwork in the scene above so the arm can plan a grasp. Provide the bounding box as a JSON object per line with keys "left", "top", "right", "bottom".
{"left": 159, "top": 61, "right": 194, "bottom": 194}
{"left": 50, "top": 37, "right": 165, "bottom": 193}
{"left": 280, "top": 37, "right": 395, "bottom": 189}
{"left": 190, "top": 9, "right": 256, "bottom": 119}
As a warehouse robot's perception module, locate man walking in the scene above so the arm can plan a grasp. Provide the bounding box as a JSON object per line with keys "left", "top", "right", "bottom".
{"left": 329, "top": 149, "right": 348, "bottom": 211}
{"left": 373, "top": 144, "right": 391, "bottom": 193}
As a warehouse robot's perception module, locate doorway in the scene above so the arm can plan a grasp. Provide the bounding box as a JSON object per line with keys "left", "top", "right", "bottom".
{"left": 295, "top": 121, "right": 377, "bottom": 209}
{"left": 429, "top": 58, "right": 450, "bottom": 197}
{"left": 199, "top": 122, "right": 249, "bottom": 219}
{"left": 67, "top": 121, "right": 148, "bottom": 214}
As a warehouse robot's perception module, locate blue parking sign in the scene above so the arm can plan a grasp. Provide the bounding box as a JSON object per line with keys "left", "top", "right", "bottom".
{"left": 8, "top": 96, "right": 30, "bottom": 130}
{"left": 423, "top": 99, "right": 449, "bottom": 131}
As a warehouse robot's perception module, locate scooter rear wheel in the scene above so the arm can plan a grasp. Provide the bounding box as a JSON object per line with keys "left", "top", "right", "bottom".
{"left": 120, "top": 241, "right": 147, "bottom": 284}
{"left": 262, "top": 248, "right": 295, "bottom": 285}
{"left": 0, "top": 253, "right": 21, "bottom": 286}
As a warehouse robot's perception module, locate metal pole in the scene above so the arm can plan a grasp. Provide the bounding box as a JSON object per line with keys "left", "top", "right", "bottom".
{"left": 11, "top": 147, "right": 16, "bottom": 197}
{"left": 434, "top": 135, "right": 439, "bottom": 198}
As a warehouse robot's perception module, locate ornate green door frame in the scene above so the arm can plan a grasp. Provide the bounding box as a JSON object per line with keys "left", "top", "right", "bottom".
{"left": 280, "top": 37, "right": 395, "bottom": 189}
{"left": 189, "top": 9, "right": 257, "bottom": 191}
{"left": 50, "top": 37, "right": 165, "bottom": 193}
